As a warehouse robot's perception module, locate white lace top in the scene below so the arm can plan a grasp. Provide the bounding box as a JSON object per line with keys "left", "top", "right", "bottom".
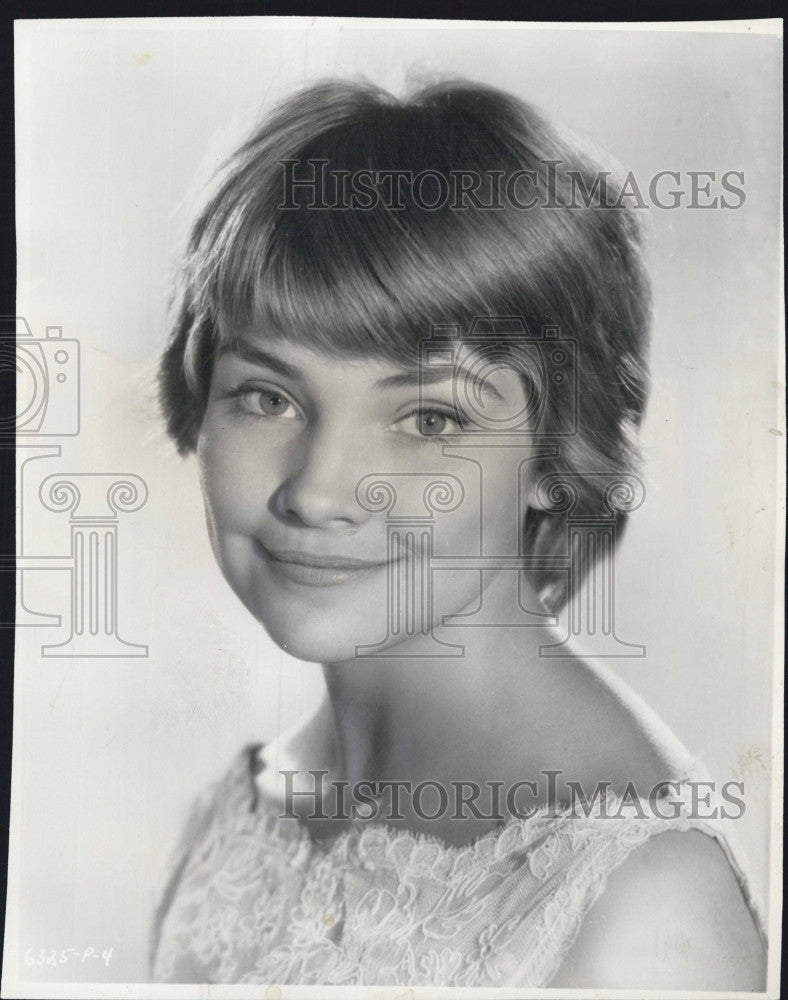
{"left": 150, "top": 744, "right": 766, "bottom": 987}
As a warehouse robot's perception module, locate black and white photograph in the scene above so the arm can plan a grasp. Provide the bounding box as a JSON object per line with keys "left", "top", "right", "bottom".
{"left": 2, "top": 15, "right": 784, "bottom": 997}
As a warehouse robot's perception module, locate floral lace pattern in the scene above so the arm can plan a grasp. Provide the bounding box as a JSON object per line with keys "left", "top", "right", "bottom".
{"left": 151, "top": 745, "right": 764, "bottom": 987}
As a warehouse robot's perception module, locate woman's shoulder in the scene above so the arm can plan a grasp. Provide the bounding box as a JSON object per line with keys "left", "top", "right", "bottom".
{"left": 534, "top": 653, "right": 767, "bottom": 989}
{"left": 557, "top": 650, "right": 701, "bottom": 793}
{"left": 550, "top": 825, "right": 767, "bottom": 990}
{"left": 156, "top": 743, "right": 268, "bottom": 887}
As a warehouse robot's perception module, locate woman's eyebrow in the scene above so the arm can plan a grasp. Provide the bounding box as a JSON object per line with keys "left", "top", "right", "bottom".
{"left": 375, "top": 366, "right": 505, "bottom": 402}
{"left": 221, "top": 341, "right": 301, "bottom": 380}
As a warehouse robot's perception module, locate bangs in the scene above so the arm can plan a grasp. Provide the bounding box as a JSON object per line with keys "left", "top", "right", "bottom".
{"left": 182, "top": 82, "right": 596, "bottom": 380}
{"left": 166, "top": 78, "right": 650, "bottom": 515}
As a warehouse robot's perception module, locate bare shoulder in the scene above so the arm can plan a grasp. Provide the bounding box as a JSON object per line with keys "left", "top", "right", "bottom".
{"left": 550, "top": 828, "right": 766, "bottom": 990}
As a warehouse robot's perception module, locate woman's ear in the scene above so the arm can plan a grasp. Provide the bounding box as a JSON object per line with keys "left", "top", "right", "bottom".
{"left": 523, "top": 504, "right": 558, "bottom": 550}
{"left": 520, "top": 461, "right": 556, "bottom": 554}
{"left": 521, "top": 504, "right": 568, "bottom": 616}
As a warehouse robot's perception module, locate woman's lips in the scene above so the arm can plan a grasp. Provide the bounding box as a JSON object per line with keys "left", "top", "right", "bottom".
{"left": 256, "top": 542, "right": 389, "bottom": 587}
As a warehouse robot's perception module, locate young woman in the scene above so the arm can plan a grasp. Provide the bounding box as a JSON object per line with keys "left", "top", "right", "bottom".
{"left": 151, "top": 79, "right": 766, "bottom": 989}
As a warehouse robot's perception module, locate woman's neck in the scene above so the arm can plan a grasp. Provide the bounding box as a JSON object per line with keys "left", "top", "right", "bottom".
{"left": 319, "top": 571, "right": 690, "bottom": 839}
{"left": 323, "top": 574, "right": 568, "bottom": 791}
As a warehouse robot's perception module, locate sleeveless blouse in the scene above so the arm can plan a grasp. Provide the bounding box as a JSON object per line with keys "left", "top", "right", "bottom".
{"left": 150, "top": 744, "right": 766, "bottom": 987}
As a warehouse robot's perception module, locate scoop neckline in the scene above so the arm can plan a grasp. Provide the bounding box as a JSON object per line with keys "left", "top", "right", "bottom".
{"left": 246, "top": 745, "right": 708, "bottom": 863}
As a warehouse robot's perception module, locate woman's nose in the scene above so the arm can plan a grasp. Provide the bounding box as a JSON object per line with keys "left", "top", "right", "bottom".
{"left": 272, "top": 424, "right": 370, "bottom": 529}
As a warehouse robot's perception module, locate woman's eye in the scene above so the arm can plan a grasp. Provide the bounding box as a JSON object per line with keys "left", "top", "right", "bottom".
{"left": 396, "top": 408, "right": 465, "bottom": 440}
{"left": 231, "top": 387, "right": 300, "bottom": 420}
{"left": 418, "top": 410, "right": 450, "bottom": 436}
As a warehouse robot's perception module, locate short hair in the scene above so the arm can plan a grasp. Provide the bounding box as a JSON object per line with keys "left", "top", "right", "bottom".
{"left": 159, "top": 78, "right": 651, "bottom": 613}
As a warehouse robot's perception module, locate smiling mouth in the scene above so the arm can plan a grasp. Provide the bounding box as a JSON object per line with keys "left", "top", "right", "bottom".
{"left": 256, "top": 542, "right": 389, "bottom": 587}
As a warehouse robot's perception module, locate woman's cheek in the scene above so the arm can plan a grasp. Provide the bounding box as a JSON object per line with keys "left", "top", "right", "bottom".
{"left": 202, "top": 422, "right": 294, "bottom": 537}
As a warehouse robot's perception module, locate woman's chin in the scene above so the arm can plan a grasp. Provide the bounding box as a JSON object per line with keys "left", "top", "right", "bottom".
{"left": 253, "top": 606, "right": 392, "bottom": 664}
{"left": 266, "top": 628, "right": 382, "bottom": 663}
{"left": 238, "top": 570, "right": 487, "bottom": 664}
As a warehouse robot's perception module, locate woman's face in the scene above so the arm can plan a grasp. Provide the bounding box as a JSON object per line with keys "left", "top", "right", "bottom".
{"left": 198, "top": 332, "right": 539, "bottom": 663}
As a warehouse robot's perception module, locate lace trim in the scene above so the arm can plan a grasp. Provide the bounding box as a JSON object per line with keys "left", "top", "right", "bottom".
{"left": 151, "top": 745, "right": 767, "bottom": 987}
